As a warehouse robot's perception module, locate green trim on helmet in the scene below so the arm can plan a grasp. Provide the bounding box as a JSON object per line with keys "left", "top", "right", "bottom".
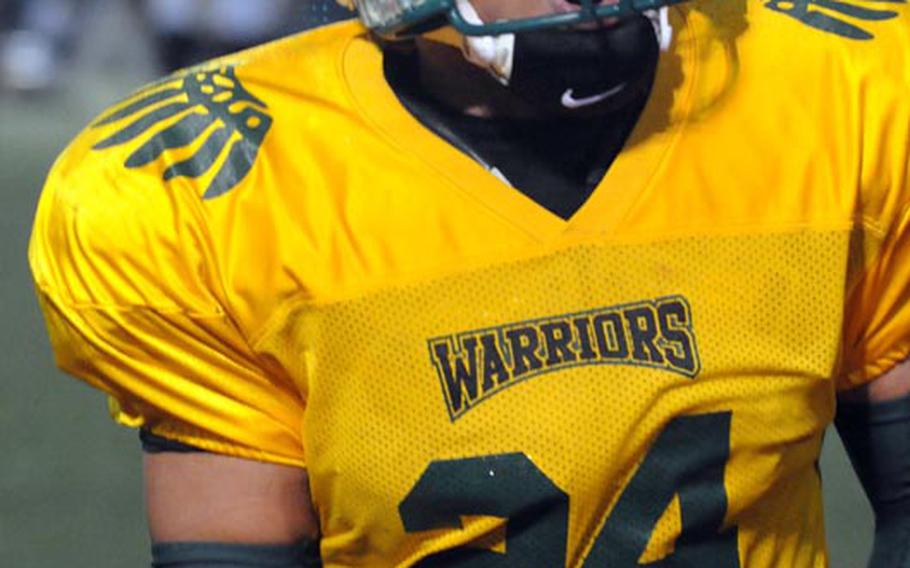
{"left": 355, "top": 0, "right": 687, "bottom": 38}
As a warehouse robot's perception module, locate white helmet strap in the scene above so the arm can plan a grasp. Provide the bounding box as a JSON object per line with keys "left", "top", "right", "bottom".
{"left": 648, "top": 7, "right": 674, "bottom": 51}
{"left": 455, "top": 0, "right": 515, "bottom": 85}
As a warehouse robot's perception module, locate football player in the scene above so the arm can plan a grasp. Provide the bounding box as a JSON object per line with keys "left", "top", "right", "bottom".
{"left": 28, "top": 0, "right": 910, "bottom": 566}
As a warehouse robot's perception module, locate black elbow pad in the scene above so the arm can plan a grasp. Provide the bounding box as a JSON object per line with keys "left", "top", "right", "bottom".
{"left": 836, "top": 393, "right": 910, "bottom": 567}
{"left": 152, "top": 540, "right": 322, "bottom": 567}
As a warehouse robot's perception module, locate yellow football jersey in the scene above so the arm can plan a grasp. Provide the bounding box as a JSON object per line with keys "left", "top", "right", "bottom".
{"left": 29, "top": 2, "right": 910, "bottom": 566}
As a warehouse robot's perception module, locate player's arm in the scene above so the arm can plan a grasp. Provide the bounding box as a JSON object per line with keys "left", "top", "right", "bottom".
{"left": 836, "top": 358, "right": 910, "bottom": 568}
{"left": 145, "top": 446, "right": 321, "bottom": 567}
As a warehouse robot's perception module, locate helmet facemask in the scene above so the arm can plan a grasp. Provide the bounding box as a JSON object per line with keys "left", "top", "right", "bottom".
{"left": 349, "top": 0, "right": 685, "bottom": 39}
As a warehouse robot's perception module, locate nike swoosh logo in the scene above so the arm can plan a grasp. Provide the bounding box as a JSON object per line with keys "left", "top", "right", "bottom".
{"left": 561, "top": 83, "right": 627, "bottom": 109}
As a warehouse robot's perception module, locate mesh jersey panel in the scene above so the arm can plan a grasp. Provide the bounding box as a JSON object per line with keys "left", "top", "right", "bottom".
{"left": 260, "top": 230, "right": 845, "bottom": 566}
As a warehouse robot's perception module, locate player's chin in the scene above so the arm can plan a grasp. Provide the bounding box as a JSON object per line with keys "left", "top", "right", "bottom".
{"left": 558, "top": 17, "right": 623, "bottom": 32}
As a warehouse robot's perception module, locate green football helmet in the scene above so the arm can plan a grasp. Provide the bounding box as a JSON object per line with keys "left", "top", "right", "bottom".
{"left": 350, "top": 0, "right": 688, "bottom": 38}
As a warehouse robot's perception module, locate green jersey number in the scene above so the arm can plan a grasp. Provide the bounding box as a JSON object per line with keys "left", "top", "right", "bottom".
{"left": 399, "top": 412, "right": 740, "bottom": 566}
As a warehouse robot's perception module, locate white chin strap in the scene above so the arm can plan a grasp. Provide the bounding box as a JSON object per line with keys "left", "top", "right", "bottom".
{"left": 647, "top": 7, "right": 674, "bottom": 52}
{"left": 454, "top": 0, "right": 674, "bottom": 87}
{"left": 455, "top": 0, "right": 515, "bottom": 85}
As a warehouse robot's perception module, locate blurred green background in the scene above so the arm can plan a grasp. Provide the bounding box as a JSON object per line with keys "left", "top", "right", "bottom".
{"left": 0, "top": 1, "right": 876, "bottom": 566}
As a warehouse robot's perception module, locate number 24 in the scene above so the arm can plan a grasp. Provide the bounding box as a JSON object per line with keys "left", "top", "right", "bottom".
{"left": 399, "top": 412, "right": 740, "bottom": 566}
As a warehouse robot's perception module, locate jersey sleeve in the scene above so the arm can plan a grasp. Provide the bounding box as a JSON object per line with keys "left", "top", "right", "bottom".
{"left": 839, "top": 41, "right": 910, "bottom": 390}
{"left": 29, "top": 138, "right": 306, "bottom": 467}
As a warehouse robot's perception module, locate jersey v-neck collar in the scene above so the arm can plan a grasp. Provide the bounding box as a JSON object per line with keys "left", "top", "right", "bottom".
{"left": 341, "top": 8, "right": 700, "bottom": 243}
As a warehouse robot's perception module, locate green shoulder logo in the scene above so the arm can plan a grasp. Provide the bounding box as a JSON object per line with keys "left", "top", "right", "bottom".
{"left": 764, "top": 0, "right": 904, "bottom": 40}
{"left": 92, "top": 65, "right": 272, "bottom": 199}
